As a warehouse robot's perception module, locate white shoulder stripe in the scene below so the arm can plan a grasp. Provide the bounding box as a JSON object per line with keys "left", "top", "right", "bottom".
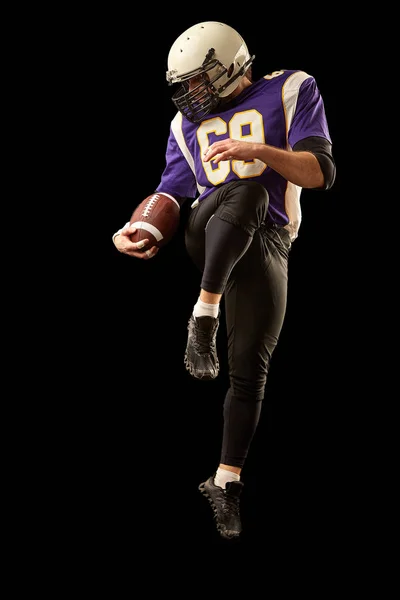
{"left": 282, "top": 71, "right": 311, "bottom": 133}
{"left": 171, "top": 112, "right": 206, "bottom": 196}
{"left": 281, "top": 72, "right": 311, "bottom": 242}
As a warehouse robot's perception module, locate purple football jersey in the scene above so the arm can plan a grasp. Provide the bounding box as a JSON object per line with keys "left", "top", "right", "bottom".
{"left": 156, "top": 69, "right": 332, "bottom": 241}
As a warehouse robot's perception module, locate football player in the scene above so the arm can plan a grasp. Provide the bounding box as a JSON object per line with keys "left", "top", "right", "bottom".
{"left": 112, "top": 21, "right": 336, "bottom": 540}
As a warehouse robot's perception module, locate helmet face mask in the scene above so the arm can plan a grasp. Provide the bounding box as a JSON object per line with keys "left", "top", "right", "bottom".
{"left": 171, "top": 76, "right": 219, "bottom": 125}
{"left": 166, "top": 22, "right": 255, "bottom": 123}
{"left": 169, "top": 54, "right": 234, "bottom": 124}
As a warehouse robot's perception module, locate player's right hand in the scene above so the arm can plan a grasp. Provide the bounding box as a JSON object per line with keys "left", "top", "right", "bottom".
{"left": 112, "top": 222, "right": 159, "bottom": 260}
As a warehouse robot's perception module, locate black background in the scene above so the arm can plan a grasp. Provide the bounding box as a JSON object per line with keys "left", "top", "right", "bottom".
{"left": 78, "top": 10, "right": 354, "bottom": 562}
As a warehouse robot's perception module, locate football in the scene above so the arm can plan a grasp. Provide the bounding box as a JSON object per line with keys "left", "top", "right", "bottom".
{"left": 129, "top": 192, "right": 180, "bottom": 249}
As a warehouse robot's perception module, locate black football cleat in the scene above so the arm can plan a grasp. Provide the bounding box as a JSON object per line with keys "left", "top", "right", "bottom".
{"left": 199, "top": 475, "right": 244, "bottom": 540}
{"left": 184, "top": 315, "right": 220, "bottom": 380}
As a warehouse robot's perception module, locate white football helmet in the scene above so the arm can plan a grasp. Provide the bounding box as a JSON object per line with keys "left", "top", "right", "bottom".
{"left": 166, "top": 21, "right": 255, "bottom": 123}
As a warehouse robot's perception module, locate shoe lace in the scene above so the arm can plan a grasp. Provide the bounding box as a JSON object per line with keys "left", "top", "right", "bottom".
{"left": 221, "top": 491, "right": 240, "bottom": 515}
{"left": 194, "top": 321, "right": 216, "bottom": 354}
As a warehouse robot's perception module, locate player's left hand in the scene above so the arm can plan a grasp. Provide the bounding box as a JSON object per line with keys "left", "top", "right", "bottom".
{"left": 203, "top": 139, "right": 260, "bottom": 164}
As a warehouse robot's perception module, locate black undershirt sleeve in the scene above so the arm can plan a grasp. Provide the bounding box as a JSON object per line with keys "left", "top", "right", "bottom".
{"left": 293, "top": 136, "right": 336, "bottom": 190}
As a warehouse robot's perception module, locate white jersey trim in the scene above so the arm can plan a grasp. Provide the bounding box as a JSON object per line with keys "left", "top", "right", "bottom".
{"left": 171, "top": 112, "right": 206, "bottom": 197}
{"left": 282, "top": 71, "right": 311, "bottom": 241}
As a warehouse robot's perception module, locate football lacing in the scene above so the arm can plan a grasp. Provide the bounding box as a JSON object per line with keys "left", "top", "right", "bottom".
{"left": 142, "top": 194, "right": 159, "bottom": 217}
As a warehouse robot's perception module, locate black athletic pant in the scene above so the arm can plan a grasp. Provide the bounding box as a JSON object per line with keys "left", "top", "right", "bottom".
{"left": 185, "top": 180, "right": 291, "bottom": 468}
